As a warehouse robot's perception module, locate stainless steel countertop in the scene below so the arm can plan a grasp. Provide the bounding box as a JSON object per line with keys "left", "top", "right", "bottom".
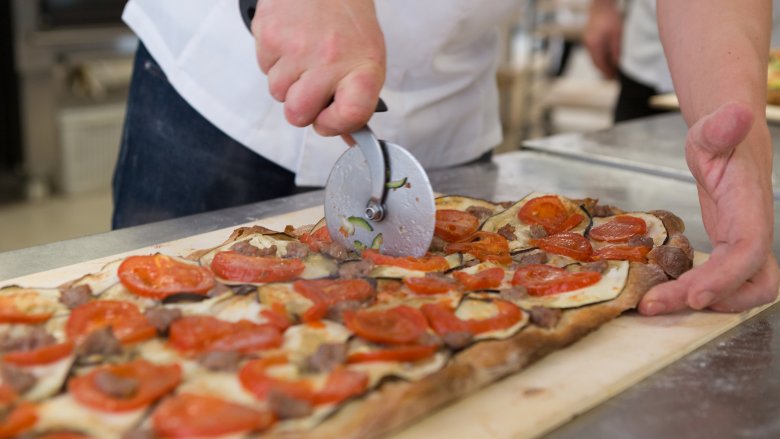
{"left": 1, "top": 150, "right": 778, "bottom": 438}
{"left": 523, "top": 113, "right": 780, "bottom": 198}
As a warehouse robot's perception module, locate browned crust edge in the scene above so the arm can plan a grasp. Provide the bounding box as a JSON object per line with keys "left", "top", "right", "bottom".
{"left": 264, "top": 262, "right": 670, "bottom": 439}
{"left": 185, "top": 225, "right": 288, "bottom": 260}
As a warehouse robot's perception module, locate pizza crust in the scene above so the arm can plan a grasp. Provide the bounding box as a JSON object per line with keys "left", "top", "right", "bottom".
{"left": 263, "top": 262, "right": 669, "bottom": 439}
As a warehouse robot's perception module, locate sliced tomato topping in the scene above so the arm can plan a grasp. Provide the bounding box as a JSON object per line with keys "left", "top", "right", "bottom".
{"left": 403, "top": 276, "right": 457, "bottom": 295}
{"left": 453, "top": 267, "right": 505, "bottom": 291}
{"left": 259, "top": 304, "right": 293, "bottom": 331}
{"left": 168, "top": 316, "right": 282, "bottom": 355}
{"left": 239, "top": 359, "right": 368, "bottom": 406}
{"left": 299, "top": 226, "right": 333, "bottom": 252}
{"left": 518, "top": 195, "right": 585, "bottom": 235}
{"left": 434, "top": 209, "right": 480, "bottom": 242}
{"left": 512, "top": 264, "right": 601, "bottom": 296}
{"left": 0, "top": 401, "right": 37, "bottom": 438}
{"left": 313, "top": 368, "right": 370, "bottom": 405}
{"left": 530, "top": 232, "right": 593, "bottom": 262}
{"left": 343, "top": 306, "right": 429, "bottom": 345}
{"left": 293, "top": 279, "right": 375, "bottom": 322}
{"left": 0, "top": 292, "right": 55, "bottom": 324}
{"left": 593, "top": 244, "right": 651, "bottom": 263}
{"left": 362, "top": 249, "right": 450, "bottom": 272}
{"left": 152, "top": 393, "right": 275, "bottom": 438}
{"left": 589, "top": 215, "right": 648, "bottom": 243}
{"left": 69, "top": 360, "right": 181, "bottom": 412}
{"left": 463, "top": 300, "right": 523, "bottom": 334}
{"left": 118, "top": 254, "right": 215, "bottom": 299}
{"left": 422, "top": 300, "right": 522, "bottom": 335}
{"left": 420, "top": 302, "right": 469, "bottom": 335}
{"left": 210, "top": 251, "right": 305, "bottom": 283}
{"left": 3, "top": 340, "right": 74, "bottom": 367}
{"left": 66, "top": 301, "right": 156, "bottom": 345}
{"left": 347, "top": 344, "right": 439, "bottom": 363}
{"left": 445, "top": 232, "right": 511, "bottom": 265}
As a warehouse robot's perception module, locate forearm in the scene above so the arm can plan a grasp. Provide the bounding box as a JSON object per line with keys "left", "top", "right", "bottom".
{"left": 658, "top": 0, "right": 770, "bottom": 123}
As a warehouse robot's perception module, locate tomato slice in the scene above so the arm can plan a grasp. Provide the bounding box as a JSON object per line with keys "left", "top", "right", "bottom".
{"left": 168, "top": 316, "right": 282, "bottom": 355}
{"left": 347, "top": 344, "right": 439, "bottom": 363}
{"left": 512, "top": 264, "right": 601, "bottom": 296}
{"left": 422, "top": 300, "right": 521, "bottom": 335}
{"left": 434, "top": 209, "right": 480, "bottom": 242}
{"left": 66, "top": 301, "right": 156, "bottom": 345}
{"left": 420, "top": 302, "right": 469, "bottom": 335}
{"left": 211, "top": 251, "right": 305, "bottom": 283}
{"left": 593, "top": 244, "right": 651, "bottom": 263}
{"left": 445, "top": 232, "right": 511, "bottom": 265}
{"left": 403, "top": 276, "right": 457, "bottom": 295}
{"left": 293, "top": 279, "right": 375, "bottom": 322}
{"left": 453, "top": 267, "right": 505, "bottom": 291}
{"left": 362, "top": 249, "right": 450, "bottom": 272}
{"left": 589, "top": 215, "right": 648, "bottom": 243}
{"left": 4, "top": 340, "right": 74, "bottom": 367}
{"left": 239, "top": 358, "right": 368, "bottom": 406}
{"left": 152, "top": 393, "right": 275, "bottom": 438}
{"left": 518, "top": 195, "right": 584, "bottom": 235}
{"left": 530, "top": 232, "right": 593, "bottom": 262}
{"left": 118, "top": 254, "right": 215, "bottom": 299}
{"left": 343, "top": 306, "right": 429, "bottom": 345}
{"left": 313, "top": 368, "right": 370, "bottom": 405}
{"left": 463, "top": 300, "right": 523, "bottom": 334}
{"left": 69, "top": 360, "right": 181, "bottom": 412}
{"left": 0, "top": 292, "right": 54, "bottom": 324}
{"left": 259, "top": 305, "right": 293, "bottom": 331}
{"left": 299, "top": 226, "right": 333, "bottom": 252}
{"left": 0, "top": 401, "right": 37, "bottom": 438}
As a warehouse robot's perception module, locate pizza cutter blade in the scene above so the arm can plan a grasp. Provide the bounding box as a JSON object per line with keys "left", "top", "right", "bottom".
{"left": 324, "top": 127, "right": 435, "bottom": 257}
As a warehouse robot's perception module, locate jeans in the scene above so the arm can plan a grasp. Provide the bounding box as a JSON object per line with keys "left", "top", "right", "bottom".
{"left": 112, "top": 44, "right": 299, "bottom": 229}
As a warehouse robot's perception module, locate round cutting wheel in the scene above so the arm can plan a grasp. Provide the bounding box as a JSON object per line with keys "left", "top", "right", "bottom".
{"left": 324, "top": 142, "right": 435, "bottom": 257}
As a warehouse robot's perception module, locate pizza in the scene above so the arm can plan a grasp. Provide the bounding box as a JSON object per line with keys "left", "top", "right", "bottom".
{"left": 767, "top": 49, "right": 780, "bottom": 105}
{"left": 0, "top": 192, "right": 694, "bottom": 438}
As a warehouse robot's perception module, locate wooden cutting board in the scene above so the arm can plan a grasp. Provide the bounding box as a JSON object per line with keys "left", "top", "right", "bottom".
{"left": 2, "top": 206, "right": 777, "bottom": 439}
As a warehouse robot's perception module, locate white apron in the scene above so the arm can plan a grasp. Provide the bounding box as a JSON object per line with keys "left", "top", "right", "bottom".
{"left": 122, "top": 0, "right": 520, "bottom": 186}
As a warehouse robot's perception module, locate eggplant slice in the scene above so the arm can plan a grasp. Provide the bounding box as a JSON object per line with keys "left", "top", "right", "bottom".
{"left": 480, "top": 192, "right": 592, "bottom": 253}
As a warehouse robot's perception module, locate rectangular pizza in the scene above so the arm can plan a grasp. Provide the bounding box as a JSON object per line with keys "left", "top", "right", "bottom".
{"left": 0, "top": 192, "right": 694, "bottom": 439}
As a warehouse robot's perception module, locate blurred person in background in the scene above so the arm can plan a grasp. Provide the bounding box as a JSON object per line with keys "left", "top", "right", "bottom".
{"left": 585, "top": 0, "right": 780, "bottom": 121}
{"left": 115, "top": 0, "right": 777, "bottom": 315}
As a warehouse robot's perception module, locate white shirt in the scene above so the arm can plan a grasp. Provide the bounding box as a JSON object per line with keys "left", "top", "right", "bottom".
{"left": 122, "top": 0, "right": 520, "bottom": 186}
{"left": 621, "top": 0, "right": 780, "bottom": 93}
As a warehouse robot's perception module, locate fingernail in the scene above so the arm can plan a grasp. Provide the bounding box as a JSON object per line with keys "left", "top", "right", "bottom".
{"left": 693, "top": 291, "right": 716, "bottom": 309}
{"left": 643, "top": 301, "right": 667, "bottom": 316}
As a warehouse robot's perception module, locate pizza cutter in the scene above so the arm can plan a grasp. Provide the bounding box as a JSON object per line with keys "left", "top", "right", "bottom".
{"left": 323, "top": 103, "right": 435, "bottom": 257}
{"left": 237, "top": 4, "right": 435, "bottom": 256}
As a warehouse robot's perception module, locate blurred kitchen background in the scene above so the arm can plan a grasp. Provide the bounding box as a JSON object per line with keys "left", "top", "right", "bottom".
{"left": 0, "top": 0, "right": 619, "bottom": 252}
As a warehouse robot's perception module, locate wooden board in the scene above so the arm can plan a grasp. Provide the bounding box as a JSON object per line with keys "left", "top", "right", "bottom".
{"left": 2, "top": 206, "right": 777, "bottom": 439}
{"left": 650, "top": 93, "right": 780, "bottom": 123}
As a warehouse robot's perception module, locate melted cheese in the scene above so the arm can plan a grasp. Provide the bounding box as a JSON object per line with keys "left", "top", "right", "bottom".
{"left": 435, "top": 195, "right": 502, "bottom": 214}
{"left": 257, "top": 283, "right": 315, "bottom": 319}
{"left": 0, "top": 287, "right": 68, "bottom": 319}
{"left": 512, "top": 260, "right": 630, "bottom": 309}
{"left": 24, "top": 355, "right": 76, "bottom": 401}
{"left": 282, "top": 321, "right": 352, "bottom": 366}
{"left": 69, "top": 259, "right": 122, "bottom": 295}
{"left": 98, "top": 283, "right": 157, "bottom": 310}
{"left": 35, "top": 395, "right": 147, "bottom": 439}
{"left": 347, "top": 339, "right": 449, "bottom": 386}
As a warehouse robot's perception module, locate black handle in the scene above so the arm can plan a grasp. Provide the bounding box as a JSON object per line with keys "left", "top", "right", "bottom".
{"left": 239, "top": 0, "right": 387, "bottom": 114}
{"left": 239, "top": 0, "right": 255, "bottom": 33}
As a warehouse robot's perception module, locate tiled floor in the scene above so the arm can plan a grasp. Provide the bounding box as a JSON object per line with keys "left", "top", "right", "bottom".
{"left": 0, "top": 189, "right": 112, "bottom": 252}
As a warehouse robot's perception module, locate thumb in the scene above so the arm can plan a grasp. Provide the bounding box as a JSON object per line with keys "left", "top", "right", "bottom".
{"left": 688, "top": 102, "right": 754, "bottom": 156}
